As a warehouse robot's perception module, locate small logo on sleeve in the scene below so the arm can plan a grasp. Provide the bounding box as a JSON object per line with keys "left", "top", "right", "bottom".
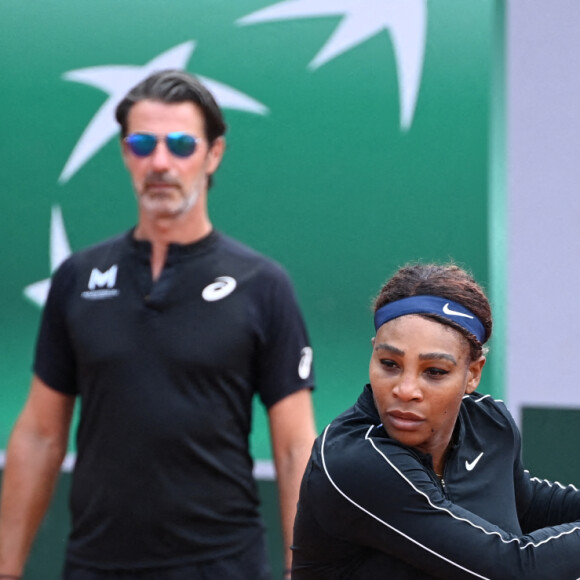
{"left": 298, "top": 347, "right": 313, "bottom": 380}
{"left": 81, "top": 265, "right": 120, "bottom": 300}
{"left": 202, "top": 276, "right": 237, "bottom": 302}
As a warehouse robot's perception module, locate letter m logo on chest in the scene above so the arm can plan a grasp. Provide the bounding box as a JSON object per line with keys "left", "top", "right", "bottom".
{"left": 88, "top": 265, "right": 118, "bottom": 290}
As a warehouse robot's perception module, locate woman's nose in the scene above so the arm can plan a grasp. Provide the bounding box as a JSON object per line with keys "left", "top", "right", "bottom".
{"left": 393, "top": 375, "right": 422, "bottom": 401}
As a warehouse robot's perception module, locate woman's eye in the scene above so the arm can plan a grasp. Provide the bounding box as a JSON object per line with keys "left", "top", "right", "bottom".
{"left": 425, "top": 367, "right": 448, "bottom": 378}
{"left": 380, "top": 359, "right": 398, "bottom": 369}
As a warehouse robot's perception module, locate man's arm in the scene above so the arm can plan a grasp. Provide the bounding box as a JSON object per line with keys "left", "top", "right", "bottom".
{"left": 268, "top": 388, "right": 316, "bottom": 577}
{"left": 0, "top": 376, "right": 75, "bottom": 576}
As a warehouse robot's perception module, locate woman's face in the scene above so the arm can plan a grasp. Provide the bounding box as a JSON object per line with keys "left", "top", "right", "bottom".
{"left": 369, "top": 314, "right": 485, "bottom": 465}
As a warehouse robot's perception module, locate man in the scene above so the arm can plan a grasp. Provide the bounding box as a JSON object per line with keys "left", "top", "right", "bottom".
{"left": 0, "top": 69, "right": 316, "bottom": 579}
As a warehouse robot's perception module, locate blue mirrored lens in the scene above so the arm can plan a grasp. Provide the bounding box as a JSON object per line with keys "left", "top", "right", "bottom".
{"left": 125, "top": 133, "right": 198, "bottom": 158}
{"left": 125, "top": 133, "right": 157, "bottom": 157}
{"left": 166, "top": 132, "right": 197, "bottom": 157}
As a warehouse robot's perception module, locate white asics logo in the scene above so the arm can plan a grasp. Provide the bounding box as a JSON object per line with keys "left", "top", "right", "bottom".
{"left": 298, "top": 347, "right": 313, "bottom": 380}
{"left": 202, "top": 276, "right": 237, "bottom": 302}
{"left": 443, "top": 303, "right": 473, "bottom": 319}
{"left": 465, "top": 452, "right": 484, "bottom": 471}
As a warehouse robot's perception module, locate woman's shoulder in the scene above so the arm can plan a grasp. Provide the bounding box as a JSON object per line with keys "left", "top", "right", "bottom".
{"left": 312, "top": 404, "right": 428, "bottom": 494}
{"left": 461, "top": 391, "right": 518, "bottom": 433}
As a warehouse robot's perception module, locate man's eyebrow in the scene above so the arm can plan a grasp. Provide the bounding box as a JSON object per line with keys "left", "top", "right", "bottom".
{"left": 374, "top": 343, "right": 404, "bottom": 356}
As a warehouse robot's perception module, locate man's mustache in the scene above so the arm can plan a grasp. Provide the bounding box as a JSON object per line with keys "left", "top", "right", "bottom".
{"left": 144, "top": 172, "right": 180, "bottom": 187}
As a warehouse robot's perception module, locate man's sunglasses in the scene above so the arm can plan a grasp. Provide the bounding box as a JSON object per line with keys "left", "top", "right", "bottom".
{"left": 124, "top": 132, "right": 200, "bottom": 158}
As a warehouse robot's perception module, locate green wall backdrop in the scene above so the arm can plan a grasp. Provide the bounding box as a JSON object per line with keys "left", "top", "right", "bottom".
{"left": 1, "top": 1, "right": 505, "bottom": 577}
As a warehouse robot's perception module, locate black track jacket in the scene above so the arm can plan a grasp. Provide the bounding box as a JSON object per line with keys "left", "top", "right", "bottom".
{"left": 292, "top": 384, "right": 580, "bottom": 579}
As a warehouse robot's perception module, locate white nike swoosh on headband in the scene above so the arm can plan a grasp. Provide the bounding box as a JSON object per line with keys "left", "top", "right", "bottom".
{"left": 442, "top": 303, "right": 474, "bottom": 319}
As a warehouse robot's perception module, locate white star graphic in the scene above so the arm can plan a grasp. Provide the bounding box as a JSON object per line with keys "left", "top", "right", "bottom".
{"left": 23, "top": 205, "right": 72, "bottom": 307}
{"left": 238, "top": 0, "right": 427, "bottom": 130}
{"left": 58, "top": 41, "right": 269, "bottom": 183}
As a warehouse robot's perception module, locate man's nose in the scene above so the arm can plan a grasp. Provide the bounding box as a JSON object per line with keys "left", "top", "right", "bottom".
{"left": 149, "top": 141, "right": 172, "bottom": 171}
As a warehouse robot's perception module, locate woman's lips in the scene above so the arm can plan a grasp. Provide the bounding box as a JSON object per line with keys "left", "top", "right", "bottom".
{"left": 386, "top": 410, "right": 425, "bottom": 431}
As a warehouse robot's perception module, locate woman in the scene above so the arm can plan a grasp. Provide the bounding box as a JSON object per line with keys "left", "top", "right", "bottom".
{"left": 292, "top": 263, "right": 580, "bottom": 579}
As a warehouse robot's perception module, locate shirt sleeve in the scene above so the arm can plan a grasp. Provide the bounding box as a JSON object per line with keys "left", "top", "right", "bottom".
{"left": 302, "top": 422, "right": 580, "bottom": 580}
{"left": 33, "top": 258, "right": 79, "bottom": 395}
{"left": 253, "top": 262, "right": 315, "bottom": 409}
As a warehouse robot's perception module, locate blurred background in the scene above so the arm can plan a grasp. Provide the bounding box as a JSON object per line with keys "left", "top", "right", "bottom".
{"left": 2, "top": 0, "right": 580, "bottom": 576}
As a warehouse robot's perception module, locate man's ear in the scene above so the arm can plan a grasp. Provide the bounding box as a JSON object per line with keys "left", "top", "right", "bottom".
{"left": 120, "top": 138, "right": 131, "bottom": 168}
{"left": 465, "top": 356, "right": 486, "bottom": 394}
{"left": 206, "top": 136, "right": 225, "bottom": 175}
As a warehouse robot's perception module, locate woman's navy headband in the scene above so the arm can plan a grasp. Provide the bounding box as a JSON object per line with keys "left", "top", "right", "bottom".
{"left": 374, "top": 295, "right": 486, "bottom": 344}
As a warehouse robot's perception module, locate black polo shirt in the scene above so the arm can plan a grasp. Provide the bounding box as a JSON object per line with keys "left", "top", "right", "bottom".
{"left": 35, "top": 229, "right": 315, "bottom": 569}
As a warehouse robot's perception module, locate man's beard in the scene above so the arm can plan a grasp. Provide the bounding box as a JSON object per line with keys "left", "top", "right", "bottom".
{"left": 136, "top": 172, "right": 203, "bottom": 218}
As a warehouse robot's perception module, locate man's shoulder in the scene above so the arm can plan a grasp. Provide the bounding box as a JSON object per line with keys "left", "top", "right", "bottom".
{"left": 62, "top": 230, "right": 130, "bottom": 270}
{"left": 46, "top": 231, "right": 130, "bottom": 302}
{"left": 215, "top": 232, "right": 278, "bottom": 261}
{"left": 214, "top": 232, "right": 291, "bottom": 279}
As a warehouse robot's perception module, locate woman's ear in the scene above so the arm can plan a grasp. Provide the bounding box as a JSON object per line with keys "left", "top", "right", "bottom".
{"left": 465, "top": 356, "right": 486, "bottom": 394}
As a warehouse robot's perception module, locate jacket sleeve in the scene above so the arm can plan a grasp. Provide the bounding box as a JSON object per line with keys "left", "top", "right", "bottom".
{"left": 311, "top": 423, "right": 580, "bottom": 580}
{"left": 510, "top": 415, "right": 580, "bottom": 532}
